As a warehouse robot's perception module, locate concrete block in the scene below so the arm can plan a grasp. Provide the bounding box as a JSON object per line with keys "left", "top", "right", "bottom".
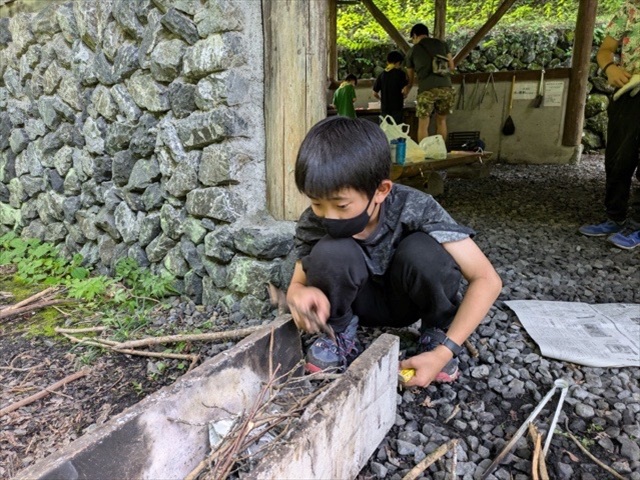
{"left": 250, "top": 333, "right": 399, "bottom": 480}
{"left": 16, "top": 317, "right": 302, "bottom": 480}
{"left": 16, "top": 322, "right": 398, "bottom": 480}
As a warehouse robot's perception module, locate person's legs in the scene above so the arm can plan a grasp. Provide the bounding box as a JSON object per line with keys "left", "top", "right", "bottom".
{"left": 354, "top": 232, "right": 461, "bottom": 332}
{"left": 435, "top": 113, "right": 448, "bottom": 141}
{"left": 353, "top": 232, "right": 463, "bottom": 382}
{"left": 417, "top": 116, "right": 430, "bottom": 143}
{"left": 302, "top": 236, "right": 368, "bottom": 332}
{"left": 579, "top": 95, "right": 640, "bottom": 238}
{"left": 604, "top": 95, "right": 640, "bottom": 223}
{"left": 302, "top": 236, "right": 369, "bottom": 371}
{"left": 415, "top": 91, "right": 435, "bottom": 143}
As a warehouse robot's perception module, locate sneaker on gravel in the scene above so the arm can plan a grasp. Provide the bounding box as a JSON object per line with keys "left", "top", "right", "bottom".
{"left": 607, "top": 227, "right": 640, "bottom": 250}
{"left": 418, "top": 328, "right": 461, "bottom": 383}
{"left": 305, "top": 316, "right": 362, "bottom": 373}
{"left": 578, "top": 219, "right": 625, "bottom": 237}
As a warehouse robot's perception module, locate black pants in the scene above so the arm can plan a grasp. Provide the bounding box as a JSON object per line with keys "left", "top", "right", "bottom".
{"left": 302, "top": 232, "right": 462, "bottom": 334}
{"left": 605, "top": 93, "right": 640, "bottom": 223}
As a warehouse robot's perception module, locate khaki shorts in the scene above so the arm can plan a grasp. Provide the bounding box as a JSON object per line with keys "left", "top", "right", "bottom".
{"left": 416, "top": 87, "right": 456, "bottom": 118}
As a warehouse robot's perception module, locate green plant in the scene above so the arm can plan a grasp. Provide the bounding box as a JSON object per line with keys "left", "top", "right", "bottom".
{"left": 131, "top": 381, "right": 145, "bottom": 396}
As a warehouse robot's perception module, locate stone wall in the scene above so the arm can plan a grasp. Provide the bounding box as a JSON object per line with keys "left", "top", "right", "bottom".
{"left": 0, "top": 0, "right": 296, "bottom": 320}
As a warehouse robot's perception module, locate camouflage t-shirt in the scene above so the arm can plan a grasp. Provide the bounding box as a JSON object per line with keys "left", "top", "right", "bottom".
{"left": 606, "top": 1, "right": 640, "bottom": 73}
{"left": 294, "top": 183, "right": 474, "bottom": 277}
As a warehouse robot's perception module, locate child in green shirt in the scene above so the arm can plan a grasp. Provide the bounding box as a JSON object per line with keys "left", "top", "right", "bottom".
{"left": 332, "top": 74, "right": 358, "bottom": 119}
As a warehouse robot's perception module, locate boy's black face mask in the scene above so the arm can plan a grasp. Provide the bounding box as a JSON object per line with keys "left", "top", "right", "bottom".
{"left": 322, "top": 196, "right": 373, "bottom": 238}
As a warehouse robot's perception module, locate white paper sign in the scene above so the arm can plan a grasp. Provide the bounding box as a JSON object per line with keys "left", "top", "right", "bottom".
{"left": 543, "top": 80, "right": 565, "bottom": 107}
{"left": 512, "top": 81, "right": 537, "bottom": 100}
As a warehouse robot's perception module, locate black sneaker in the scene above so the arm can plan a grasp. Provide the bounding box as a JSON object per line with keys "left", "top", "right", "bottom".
{"left": 305, "top": 316, "right": 362, "bottom": 373}
{"left": 418, "top": 328, "right": 461, "bottom": 383}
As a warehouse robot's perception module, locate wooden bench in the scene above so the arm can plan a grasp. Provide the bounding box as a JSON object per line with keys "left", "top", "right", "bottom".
{"left": 391, "top": 151, "right": 493, "bottom": 196}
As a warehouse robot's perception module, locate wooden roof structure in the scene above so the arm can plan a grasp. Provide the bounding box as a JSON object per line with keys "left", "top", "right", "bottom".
{"left": 264, "top": 0, "right": 598, "bottom": 220}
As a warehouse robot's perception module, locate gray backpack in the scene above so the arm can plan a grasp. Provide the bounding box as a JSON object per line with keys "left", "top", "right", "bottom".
{"left": 418, "top": 42, "right": 450, "bottom": 77}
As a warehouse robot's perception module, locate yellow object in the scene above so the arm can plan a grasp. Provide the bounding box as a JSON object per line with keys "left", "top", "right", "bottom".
{"left": 398, "top": 368, "right": 416, "bottom": 383}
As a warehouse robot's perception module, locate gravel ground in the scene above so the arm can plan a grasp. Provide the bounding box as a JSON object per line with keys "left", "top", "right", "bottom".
{"left": 3, "top": 154, "right": 639, "bottom": 479}
{"left": 356, "top": 153, "right": 640, "bottom": 480}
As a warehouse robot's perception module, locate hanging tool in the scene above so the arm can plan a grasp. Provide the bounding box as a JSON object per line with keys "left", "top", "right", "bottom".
{"left": 478, "top": 73, "right": 492, "bottom": 107}
{"left": 489, "top": 72, "right": 499, "bottom": 103}
{"left": 456, "top": 75, "right": 465, "bottom": 110}
{"left": 467, "top": 78, "right": 480, "bottom": 110}
{"left": 533, "top": 68, "right": 545, "bottom": 108}
{"left": 480, "top": 378, "right": 570, "bottom": 479}
{"left": 502, "top": 75, "right": 516, "bottom": 135}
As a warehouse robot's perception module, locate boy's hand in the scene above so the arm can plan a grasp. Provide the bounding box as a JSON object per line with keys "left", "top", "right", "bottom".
{"left": 287, "top": 285, "right": 331, "bottom": 334}
{"left": 399, "top": 346, "right": 452, "bottom": 388}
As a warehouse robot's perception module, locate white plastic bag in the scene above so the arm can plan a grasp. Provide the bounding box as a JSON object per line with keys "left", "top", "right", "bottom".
{"left": 379, "top": 115, "right": 425, "bottom": 164}
{"left": 419, "top": 135, "right": 448, "bottom": 160}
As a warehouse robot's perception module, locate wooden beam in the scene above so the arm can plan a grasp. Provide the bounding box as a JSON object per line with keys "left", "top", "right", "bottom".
{"left": 452, "top": 0, "right": 518, "bottom": 66}
{"left": 360, "top": 0, "right": 411, "bottom": 53}
{"left": 562, "top": 0, "right": 597, "bottom": 147}
{"left": 434, "top": 0, "right": 446, "bottom": 40}
{"left": 263, "top": 0, "right": 328, "bottom": 220}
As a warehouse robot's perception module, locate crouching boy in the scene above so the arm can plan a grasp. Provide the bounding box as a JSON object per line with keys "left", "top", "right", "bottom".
{"left": 286, "top": 116, "right": 502, "bottom": 387}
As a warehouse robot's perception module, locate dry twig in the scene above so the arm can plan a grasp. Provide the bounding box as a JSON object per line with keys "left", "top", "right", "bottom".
{"left": 116, "top": 326, "right": 263, "bottom": 349}
{"left": 55, "top": 326, "right": 107, "bottom": 334}
{"left": 464, "top": 339, "right": 479, "bottom": 358}
{"left": 444, "top": 403, "right": 461, "bottom": 424}
{"left": 562, "top": 420, "right": 626, "bottom": 480}
{"left": 402, "top": 439, "right": 459, "bottom": 480}
{"left": 528, "top": 423, "right": 541, "bottom": 480}
{"left": 61, "top": 332, "right": 200, "bottom": 364}
{"left": 0, "top": 369, "right": 88, "bottom": 417}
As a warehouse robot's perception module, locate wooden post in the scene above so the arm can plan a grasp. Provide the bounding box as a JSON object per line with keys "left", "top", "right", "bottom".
{"left": 562, "top": 0, "right": 598, "bottom": 147}
{"left": 360, "top": 0, "right": 411, "bottom": 53}
{"left": 434, "top": 0, "right": 446, "bottom": 40}
{"left": 452, "top": 0, "right": 518, "bottom": 66}
{"left": 263, "top": 0, "right": 328, "bottom": 220}
{"left": 328, "top": 0, "right": 338, "bottom": 81}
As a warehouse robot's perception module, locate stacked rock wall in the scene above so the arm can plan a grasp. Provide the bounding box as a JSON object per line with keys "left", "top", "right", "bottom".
{"left": 0, "top": 0, "right": 296, "bottom": 319}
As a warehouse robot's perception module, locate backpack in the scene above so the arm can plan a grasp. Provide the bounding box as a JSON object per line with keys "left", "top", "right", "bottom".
{"left": 417, "top": 41, "right": 451, "bottom": 77}
{"left": 431, "top": 54, "right": 451, "bottom": 77}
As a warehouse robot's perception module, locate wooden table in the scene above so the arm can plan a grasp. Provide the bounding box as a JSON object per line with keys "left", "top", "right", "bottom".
{"left": 391, "top": 151, "right": 493, "bottom": 196}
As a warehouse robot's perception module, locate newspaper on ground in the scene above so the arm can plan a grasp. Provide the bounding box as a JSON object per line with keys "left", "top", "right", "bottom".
{"left": 505, "top": 300, "right": 640, "bottom": 368}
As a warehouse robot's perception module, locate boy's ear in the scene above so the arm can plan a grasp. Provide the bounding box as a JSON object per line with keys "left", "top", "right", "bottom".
{"left": 374, "top": 180, "right": 393, "bottom": 203}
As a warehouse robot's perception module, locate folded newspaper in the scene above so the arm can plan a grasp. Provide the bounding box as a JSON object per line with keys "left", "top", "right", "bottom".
{"left": 505, "top": 300, "right": 640, "bottom": 368}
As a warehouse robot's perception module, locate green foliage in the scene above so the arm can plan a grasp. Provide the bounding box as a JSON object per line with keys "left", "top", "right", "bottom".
{"left": 0, "top": 233, "right": 176, "bottom": 342}
{"left": 0, "top": 232, "right": 91, "bottom": 286}
{"left": 115, "top": 257, "right": 176, "bottom": 299}
{"left": 336, "top": 0, "right": 625, "bottom": 50}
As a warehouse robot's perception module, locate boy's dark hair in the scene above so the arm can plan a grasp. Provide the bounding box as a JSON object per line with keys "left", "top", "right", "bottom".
{"left": 387, "top": 50, "right": 404, "bottom": 64}
{"left": 345, "top": 73, "right": 358, "bottom": 85}
{"left": 295, "top": 116, "right": 390, "bottom": 199}
{"left": 410, "top": 23, "right": 429, "bottom": 38}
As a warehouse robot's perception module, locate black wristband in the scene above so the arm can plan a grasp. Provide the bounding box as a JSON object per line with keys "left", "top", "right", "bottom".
{"left": 441, "top": 336, "right": 463, "bottom": 356}
{"left": 602, "top": 61, "right": 617, "bottom": 75}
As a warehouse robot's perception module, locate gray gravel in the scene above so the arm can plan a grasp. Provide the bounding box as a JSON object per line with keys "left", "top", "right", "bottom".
{"left": 357, "top": 154, "right": 640, "bottom": 480}
{"left": 121, "top": 154, "right": 639, "bottom": 479}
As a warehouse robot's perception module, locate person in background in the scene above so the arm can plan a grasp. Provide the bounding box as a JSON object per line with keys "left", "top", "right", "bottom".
{"left": 373, "top": 50, "right": 409, "bottom": 125}
{"left": 332, "top": 73, "right": 358, "bottom": 119}
{"left": 287, "top": 116, "right": 502, "bottom": 388}
{"left": 578, "top": 1, "right": 640, "bottom": 250}
{"left": 402, "top": 23, "right": 455, "bottom": 143}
